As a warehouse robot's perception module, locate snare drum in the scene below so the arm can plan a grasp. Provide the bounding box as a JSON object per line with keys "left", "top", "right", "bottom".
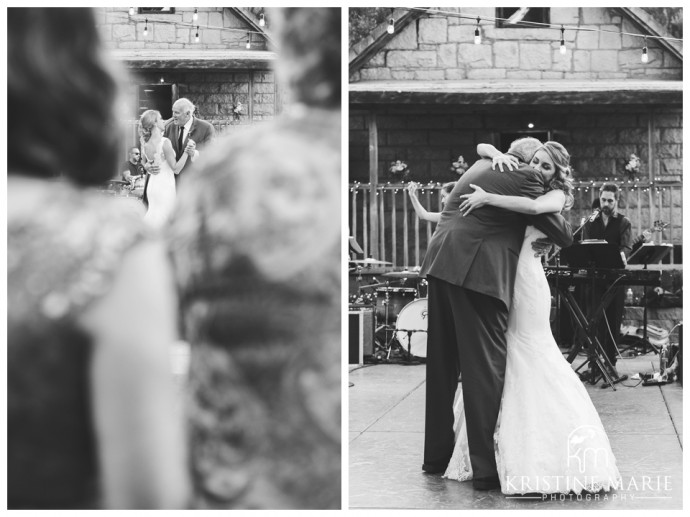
{"left": 375, "top": 287, "right": 417, "bottom": 324}
{"left": 395, "top": 298, "right": 428, "bottom": 358}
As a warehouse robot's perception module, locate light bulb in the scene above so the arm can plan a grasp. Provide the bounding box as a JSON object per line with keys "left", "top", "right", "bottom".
{"left": 560, "top": 40, "right": 567, "bottom": 55}
{"left": 129, "top": 7, "right": 135, "bottom": 16}
{"left": 387, "top": 18, "right": 394, "bottom": 34}
{"left": 193, "top": 8, "right": 198, "bottom": 22}
{"left": 474, "top": 28, "right": 481, "bottom": 45}
{"left": 259, "top": 13, "right": 265, "bottom": 27}
{"left": 246, "top": 38, "right": 251, "bottom": 49}
{"left": 641, "top": 47, "right": 649, "bottom": 63}
{"left": 160, "top": 77, "right": 164, "bottom": 84}
{"left": 195, "top": 27, "right": 200, "bottom": 43}
{"left": 528, "top": 123, "right": 534, "bottom": 129}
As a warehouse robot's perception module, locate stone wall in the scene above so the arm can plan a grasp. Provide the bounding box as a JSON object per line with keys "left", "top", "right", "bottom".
{"left": 349, "top": 106, "right": 682, "bottom": 183}
{"left": 350, "top": 7, "right": 682, "bottom": 82}
{"left": 130, "top": 70, "right": 277, "bottom": 123}
{"left": 95, "top": 7, "right": 268, "bottom": 51}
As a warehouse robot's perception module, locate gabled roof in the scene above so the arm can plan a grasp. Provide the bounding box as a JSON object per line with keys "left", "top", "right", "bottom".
{"left": 617, "top": 8, "right": 682, "bottom": 61}
{"left": 349, "top": 8, "right": 425, "bottom": 76}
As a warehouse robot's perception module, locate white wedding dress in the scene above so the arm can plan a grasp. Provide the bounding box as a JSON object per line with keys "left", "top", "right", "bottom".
{"left": 144, "top": 138, "right": 176, "bottom": 229}
{"left": 444, "top": 226, "right": 621, "bottom": 494}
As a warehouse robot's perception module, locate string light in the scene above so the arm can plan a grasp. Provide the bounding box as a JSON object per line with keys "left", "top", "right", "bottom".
{"left": 559, "top": 25, "right": 566, "bottom": 55}
{"left": 143, "top": 18, "right": 148, "bottom": 37}
{"left": 246, "top": 32, "right": 251, "bottom": 49}
{"left": 193, "top": 8, "right": 198, "bottom": 22}
{"left": 259, "top": 12, "right": 265, "bottom": 27}
{"left": 387, "top": 9, "right": 395, "bottom": 34}
{"left": 195, "top": 26, "right": 200, "bottom": 43}
{"left": 474, "top": 17, "right": 482, "bottom": 45}
{"left": 129, "top": 7, "right": 135, "bottom": 16}
{"left": 160, "top": 77, "right": 164, "bottom": 83}
{"left": 641, "top": 36, "right": 649, "bottom": 63}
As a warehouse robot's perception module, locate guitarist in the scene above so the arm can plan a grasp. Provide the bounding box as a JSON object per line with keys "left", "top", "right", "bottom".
{"left": 582, "top": 182, "right": 633, "bottom": 373}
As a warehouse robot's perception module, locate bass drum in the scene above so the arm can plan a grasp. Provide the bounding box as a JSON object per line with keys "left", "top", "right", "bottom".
{"left": 395, "top": 298, "right": 428, "bottom": 358}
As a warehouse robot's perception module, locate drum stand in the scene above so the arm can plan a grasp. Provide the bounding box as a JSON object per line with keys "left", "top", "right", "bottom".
{"left": 396, "top": 328, "right": 426, "bottom": 365}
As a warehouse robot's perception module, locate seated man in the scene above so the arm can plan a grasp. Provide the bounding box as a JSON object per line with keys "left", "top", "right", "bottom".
{"left": 121, "top": 147, "right": 144, "bottom": 183}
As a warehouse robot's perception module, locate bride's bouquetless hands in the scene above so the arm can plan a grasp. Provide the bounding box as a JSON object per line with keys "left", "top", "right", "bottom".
{"left": 459, "top": 184, "right": 490, "bottom": 216}
{"left": 492, "top": 154, "right": 519, "bottom": 172}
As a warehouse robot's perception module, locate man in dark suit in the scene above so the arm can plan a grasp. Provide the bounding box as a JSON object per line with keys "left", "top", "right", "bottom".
{"left": 143, "top": 98, "right": 215, "bottom": 205}
{"left": 419, "top": 137, "right": 574, "bottom": 490}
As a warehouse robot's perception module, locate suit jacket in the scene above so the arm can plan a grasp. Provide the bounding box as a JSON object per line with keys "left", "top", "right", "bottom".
{"left": 163, "top": 117, "right": 215, "bottom": 176}
{"left": 420, "top": 158, "right": 573, "bottom": 309}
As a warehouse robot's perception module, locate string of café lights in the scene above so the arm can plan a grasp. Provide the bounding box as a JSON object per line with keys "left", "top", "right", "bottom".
{"left": 125, "top": 7, "right": 268, "bottom": 49}
{"left": 385, "top": 7, "right": 683, "bottom": 64}
{"left": 350, "top": 179, "right": 673, "bottom": 196}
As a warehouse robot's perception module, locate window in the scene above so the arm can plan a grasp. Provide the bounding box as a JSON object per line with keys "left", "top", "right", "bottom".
{"left": 495, "top": 8, "right": 550, "bottom": 28}
{"left": 138, "top": 84, "right": 174, "bottom": 119}
{"left": 138, "top": 8, "right": 176, "bottom": 15}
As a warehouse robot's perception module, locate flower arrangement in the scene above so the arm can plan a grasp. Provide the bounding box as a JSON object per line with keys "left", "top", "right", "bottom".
{"left": 450, "top": 155, "right": 469, "bottom": 176}
{"left": 232, "top": 101, "right": 243, "bottom": 121}
{"left": 624, "top": 153, "right": 641, "bottom": 180}
{"left": 389, "top": 159, "right": 409, "bottom": 179}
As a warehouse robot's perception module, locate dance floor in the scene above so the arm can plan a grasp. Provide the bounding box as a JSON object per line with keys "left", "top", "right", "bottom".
{"left": 348, "top": 353, "right": 683, "bottom": 510}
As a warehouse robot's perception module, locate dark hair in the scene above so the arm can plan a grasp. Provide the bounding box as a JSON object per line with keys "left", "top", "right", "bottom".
{"left": 536, "top": 141, "right": 574, "bottom": 211}
{"left": 273, "top": 8, "right": 340, "bottom": 108}
{"left": 8, "top": 8, "right": 122, "bottom": 186}
{"left": 599, "top": 182, "right": 620, "bottom": 200}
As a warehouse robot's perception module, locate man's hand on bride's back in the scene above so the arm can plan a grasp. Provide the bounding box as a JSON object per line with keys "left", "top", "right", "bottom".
{"left": 459, "top": 184, "right": 490, "bottom": 216}
{"left": 492, "top": 154, "right": 519, "bottom": 173}
{"left": 531, "top": 238, "right": 554, "bottom": 257}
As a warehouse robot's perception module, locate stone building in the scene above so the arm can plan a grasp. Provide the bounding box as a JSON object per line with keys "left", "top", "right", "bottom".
{"left": 349, "top": 7, "right": 682, "bottom": 265}
{"left": 96, "top": 7, "right": 280, "bottom": 143}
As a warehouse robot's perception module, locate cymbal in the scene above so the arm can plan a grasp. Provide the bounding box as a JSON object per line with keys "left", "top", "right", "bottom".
{"left": 382, "top": 270, "right": 420, "bottom": 279}
{"left": 350, "top": 258, "right": 392, "bottom": 265}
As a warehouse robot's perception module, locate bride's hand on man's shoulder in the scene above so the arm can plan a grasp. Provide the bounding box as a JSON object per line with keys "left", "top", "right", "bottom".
{"left": 491, "top": 153, "right": 519, "bottom": 173}
{"left": 459, "top": 184, "right": 488, "bottom": 216}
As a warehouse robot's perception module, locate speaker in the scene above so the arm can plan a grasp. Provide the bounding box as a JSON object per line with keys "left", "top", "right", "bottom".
{"left": 349, "top": 309, "right": 374, "bottom": 364}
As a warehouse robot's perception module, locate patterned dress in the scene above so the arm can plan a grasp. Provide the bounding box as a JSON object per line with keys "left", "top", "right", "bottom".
{"left": 8, "top": 176, "right": 148, "bottom": 508}
{"left": 167, "top": 106, "right": 342, "bottom": 509}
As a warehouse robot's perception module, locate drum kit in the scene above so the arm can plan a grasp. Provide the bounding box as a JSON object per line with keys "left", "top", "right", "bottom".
{"left": 99, "top": 179, "right": 145, "bottom": 200}
{"left": 349, "top": 258, "right": 429, "bottom": 363}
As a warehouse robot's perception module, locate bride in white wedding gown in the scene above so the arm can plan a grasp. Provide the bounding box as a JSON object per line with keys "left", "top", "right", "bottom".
{"left": 444, "top": 142, "right": 621, "bottom": 494}
{"left": 139, "top": 110, "right": 188, "bottom": 229}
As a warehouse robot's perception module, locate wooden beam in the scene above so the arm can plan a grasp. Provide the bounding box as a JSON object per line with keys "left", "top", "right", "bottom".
{"left": 368, "top": 112, "right": 379, "bottom": 259}
{"left": 349, "top": 80, "right": 682, "bottom": 105}
{"left": 349, "top": 9, "right": 426, "bottom": 75}
{"left": 110, "top": 49, "right": 277, "bottom": 69}
{"left": 618, "top": 8, "right": 682, "bottom": 63}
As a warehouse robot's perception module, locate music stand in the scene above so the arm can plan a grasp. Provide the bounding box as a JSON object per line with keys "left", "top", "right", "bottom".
{"left": 561, "top": 240, "right": 625, "bottom": 269}
{"left": 559, "top": 242, "right": 626, "bottom": 389}
{"left": 628, "top": 243, "right": 673, "bottom": 267}
{"left": 623, "top": 243, "right": 673, "bottom": 355}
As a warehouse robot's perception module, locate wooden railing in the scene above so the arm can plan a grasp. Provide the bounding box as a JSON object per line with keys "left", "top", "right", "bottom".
{"left": 349, "top": 181, "right": 682, "bottom": 267}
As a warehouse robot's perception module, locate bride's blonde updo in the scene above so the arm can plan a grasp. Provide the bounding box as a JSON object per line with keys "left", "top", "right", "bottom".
{"left": 535, "top": 141, "right": 574, "bottom": 211}
{"left": 138, "top": 109, "right": 160, "bottom": 143}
